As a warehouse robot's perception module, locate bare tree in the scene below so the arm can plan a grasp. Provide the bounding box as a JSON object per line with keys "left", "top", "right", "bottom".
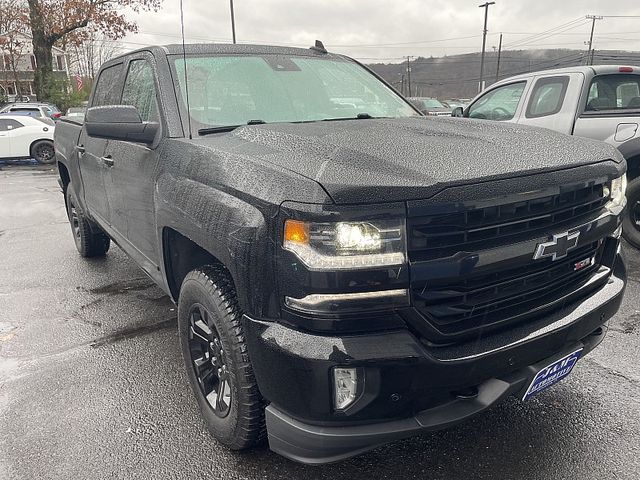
{"left": 66, "top": 31, "right": 121, "bottom": 80}
{"left": 26, "top": 0, "right": 162, "bottom": 100}
{"left": 0, "top": 0, "right": 29, "bottom": 97}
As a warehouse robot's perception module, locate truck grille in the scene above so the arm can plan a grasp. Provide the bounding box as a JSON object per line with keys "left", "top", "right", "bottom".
{"left": 408, "top": 182, "right": 607, "bottom": 262}
{"left": 411, "top": 242, "right": 603, "bottom": 336}
{"left": 407, "top": 181, "right": 611, "bottom": 340}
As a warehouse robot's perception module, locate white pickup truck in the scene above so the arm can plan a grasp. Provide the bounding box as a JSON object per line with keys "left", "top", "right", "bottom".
{"left": 454, "top": 65, "right": 640, "bottom": 248}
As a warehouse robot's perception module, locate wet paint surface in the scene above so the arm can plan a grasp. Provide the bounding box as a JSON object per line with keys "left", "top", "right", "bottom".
{"left": 1, "top": 166, "right": 640, "bottom": 479}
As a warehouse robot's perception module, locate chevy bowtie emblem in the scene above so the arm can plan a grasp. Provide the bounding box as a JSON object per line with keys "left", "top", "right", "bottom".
{"left": 533, "top": 231, "right": 580, "bottom": 261}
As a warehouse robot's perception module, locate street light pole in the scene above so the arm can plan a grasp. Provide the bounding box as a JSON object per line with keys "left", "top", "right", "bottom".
{"left": 478, "top": 1, "right": 495, "bottom": 93}
{"left": 230, "top": 0, "right": 237, "bottom": 44}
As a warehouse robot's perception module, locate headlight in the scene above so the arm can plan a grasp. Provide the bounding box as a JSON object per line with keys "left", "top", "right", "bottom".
{"left": 283, "top": 219, "right": 406, "bottom": 270}
{"left": 607, "top": 174, "right": 627, "bottom": 208}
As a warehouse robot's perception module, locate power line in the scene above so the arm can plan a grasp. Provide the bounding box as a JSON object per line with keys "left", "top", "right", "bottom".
{"left": 504, "top": 19, "right": 590, "bottom": 49}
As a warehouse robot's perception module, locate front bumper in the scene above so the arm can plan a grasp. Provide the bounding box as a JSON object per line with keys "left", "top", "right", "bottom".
{"left": 244, "top": 253, "right": 626, "bottom": 464}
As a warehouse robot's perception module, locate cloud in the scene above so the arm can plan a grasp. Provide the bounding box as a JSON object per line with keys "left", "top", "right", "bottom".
{"left": 123, "top": 0, "right": 640, "bottom": 62}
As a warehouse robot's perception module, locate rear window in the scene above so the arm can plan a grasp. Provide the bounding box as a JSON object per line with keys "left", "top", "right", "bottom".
{"left": 526, "top": 76, "right": 569, "bottom": 118}
{"left": 586, "top": 74, "right": 640, "bottom": 111}
{"left": 10, "top": 107, "right": 41, "bottom": 115}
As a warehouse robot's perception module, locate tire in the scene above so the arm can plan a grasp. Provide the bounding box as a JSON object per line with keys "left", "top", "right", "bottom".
{"left": 31, "top": 140, "right": 55, "bottom": 164}
{"left": 622, "top": 176, "right": 640, "bottom": 249}
{"left": 178, "top": 265, "right": 265, "bottom": 450}
{"left": 65, "top": 184, "right": 110, "bottom": 257}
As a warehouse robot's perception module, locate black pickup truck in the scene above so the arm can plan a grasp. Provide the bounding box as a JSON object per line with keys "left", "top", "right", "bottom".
{"left": 55, "top": 43, "right": 627, "bottom": 464}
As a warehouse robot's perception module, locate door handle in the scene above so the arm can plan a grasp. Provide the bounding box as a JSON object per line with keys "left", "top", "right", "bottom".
{"left": 76, "top": 145, "right": 85, "bottom": 154}
{"left": 101, "top": 156, "right": 114, "bottom": 167}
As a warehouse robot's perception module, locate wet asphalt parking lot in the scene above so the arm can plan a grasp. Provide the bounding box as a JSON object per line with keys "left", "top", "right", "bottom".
{"left": 0, "top": 164, "right": 639, "bottom": 480}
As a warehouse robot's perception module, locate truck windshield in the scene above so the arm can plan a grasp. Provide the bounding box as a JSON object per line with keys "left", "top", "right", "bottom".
{"left": 172, "top": 55, "right": 418, "bottom": 132}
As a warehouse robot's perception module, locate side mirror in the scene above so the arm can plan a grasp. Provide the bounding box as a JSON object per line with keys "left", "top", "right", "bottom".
{"left": 85, "top": 105, "right": 159, "bottom": 144}
{"left": 452, "top": 106, "right": 464, "bottom": 118}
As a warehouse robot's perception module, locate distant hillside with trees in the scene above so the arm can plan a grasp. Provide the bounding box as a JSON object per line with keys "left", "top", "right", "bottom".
{"left": 368, "top": 49, "right": 640, "bottom": 100}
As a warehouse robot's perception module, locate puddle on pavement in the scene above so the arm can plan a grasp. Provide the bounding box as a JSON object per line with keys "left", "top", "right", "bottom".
{"left": 87, "top": 277, "right": 155, "bottom": 295}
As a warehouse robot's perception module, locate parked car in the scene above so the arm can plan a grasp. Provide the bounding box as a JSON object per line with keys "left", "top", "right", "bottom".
{"left": 0, "top": 102, "right": 62, "bottom": 121}
{"left": 55, "top": 43, "right": 626, "bottom": 464}
{"left": 453, "top": 65, "right": 640, "bottom": 248}
{"left": 0, "top": 114, "right": 55, "bottom": 163}
{"left": 407, "top": 97, "right": 452, "bottom": 116}
{"left": 443, "top": 99, "right": 467, "bottom": 110}
{"left": 65, "top": 107, "right": 86, "bottom": 119}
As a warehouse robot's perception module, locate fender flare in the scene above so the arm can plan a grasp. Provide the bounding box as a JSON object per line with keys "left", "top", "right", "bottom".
{"left": 617, "top": 137, "right": 640, "bottom": 177}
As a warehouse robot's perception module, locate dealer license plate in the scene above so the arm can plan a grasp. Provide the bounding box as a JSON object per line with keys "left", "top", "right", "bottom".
{"left": 522, "top": 348, "right": 583, "bottom": 401}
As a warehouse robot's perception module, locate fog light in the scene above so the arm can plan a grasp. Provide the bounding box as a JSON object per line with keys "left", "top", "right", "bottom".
{"left": 333, "top": 367, "right": 358, "bottom": 410}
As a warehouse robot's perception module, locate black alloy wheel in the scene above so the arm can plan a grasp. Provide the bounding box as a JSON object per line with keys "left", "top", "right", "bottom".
{"left": 32, "top": 141, "right": 55, "bottom": 164}
{"left": 187, "top": 303, "right": 232, "bottom": 418}
{"left": 68, "top": 196, "right": 81, "bottom": 245}
{"left": 178, "top": 266, "right": 265, "bottom": 450}
{"left": 64, "top": 183, "right": 110, "bottom": 257}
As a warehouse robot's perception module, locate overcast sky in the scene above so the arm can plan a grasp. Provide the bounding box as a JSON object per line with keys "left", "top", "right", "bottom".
{"left": 121, "top": 0, "right": 640, "bottom": 62}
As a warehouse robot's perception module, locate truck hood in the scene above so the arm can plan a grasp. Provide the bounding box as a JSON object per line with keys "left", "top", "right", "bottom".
{"left": 204, "top": 117, "right": 621, "bottom": 204}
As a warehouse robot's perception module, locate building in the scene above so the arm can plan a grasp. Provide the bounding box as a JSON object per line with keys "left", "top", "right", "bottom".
{"left": 0, "top": 31, "right": 69, "bottom": 101}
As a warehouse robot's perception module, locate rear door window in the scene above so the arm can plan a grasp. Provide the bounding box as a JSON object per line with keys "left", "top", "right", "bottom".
{"left": 585, "top": 74, "right": 640, "bottom": 111}
{"left": 468, "top": 82, "right": 526, "bottom": 121}
{"left": 92, "top": 64, "right": 124, "bottom": 106}
{"left": 526, "top": 76, "right": 569, "bottom": 118}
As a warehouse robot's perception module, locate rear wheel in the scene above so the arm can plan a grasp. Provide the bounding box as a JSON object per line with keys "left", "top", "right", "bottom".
{"left": 622, "top": 177, "right": 640, "bottom": 249}
{"left": 178, "top": 265, "right": 265, "bottom": 450}
{"left": 31, "top": 140, "right": 55, "bottom": 164}
{"left": 65, "top": 184, "right": 110, "bottom": 257}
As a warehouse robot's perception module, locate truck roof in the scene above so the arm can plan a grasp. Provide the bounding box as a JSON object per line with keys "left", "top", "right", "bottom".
{"left": 503, "top": 64, "right": 640, "bottom": 81}
{"left": 107, "top": 43, "right": 344, "bottom": 64}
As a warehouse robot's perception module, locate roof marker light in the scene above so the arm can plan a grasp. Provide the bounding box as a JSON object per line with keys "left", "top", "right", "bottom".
{"left": 619, "top": 66, "right": 634, "bottom": 73}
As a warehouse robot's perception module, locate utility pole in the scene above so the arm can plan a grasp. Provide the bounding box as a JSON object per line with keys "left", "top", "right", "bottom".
{"left": 495, "top": 32, "right": 503, "bottom": 83}
{"left": 230, "top": 0, "right": 237, "bottom": 44}
{"left": 478, "top": 1, "right": 495, "bottom": 93}
{"left": 585, "top": 15, "right": 603, "bottom": 66}
{"left": 406, "top": 56, "right": 413, "bottom": 97}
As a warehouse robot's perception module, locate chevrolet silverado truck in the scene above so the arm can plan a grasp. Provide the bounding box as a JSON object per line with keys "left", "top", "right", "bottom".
{"left": 55, "top": 44, "right": 627, "bottom": 464}
{"left": 452, "top": 65, "right": 640, "bottom": 248}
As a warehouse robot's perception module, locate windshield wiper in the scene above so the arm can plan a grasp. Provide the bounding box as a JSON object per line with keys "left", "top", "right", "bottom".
{"left": 322, "top": 113, "right": 384, "bottom": 122}
{"left": 198, "top": 119, "right": 267, "bottom": 136}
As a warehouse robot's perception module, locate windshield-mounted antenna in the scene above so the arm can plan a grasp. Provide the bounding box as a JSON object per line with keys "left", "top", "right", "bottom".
{"left": 310, "top": 40, "right": 327, "bottom": 54}
{"left": 179, "top": 0, "right": 193, "bottom": 139}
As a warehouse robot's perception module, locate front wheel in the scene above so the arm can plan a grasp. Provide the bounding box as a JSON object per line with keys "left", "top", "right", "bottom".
{"left": 31, "top": 140, "right": 55, "bottom": 164}
{"left": 178, "top": 265, "right": 265, "bottom": 450}
{"left": 622, "top": 177, "right": 640, "bottom": 249}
